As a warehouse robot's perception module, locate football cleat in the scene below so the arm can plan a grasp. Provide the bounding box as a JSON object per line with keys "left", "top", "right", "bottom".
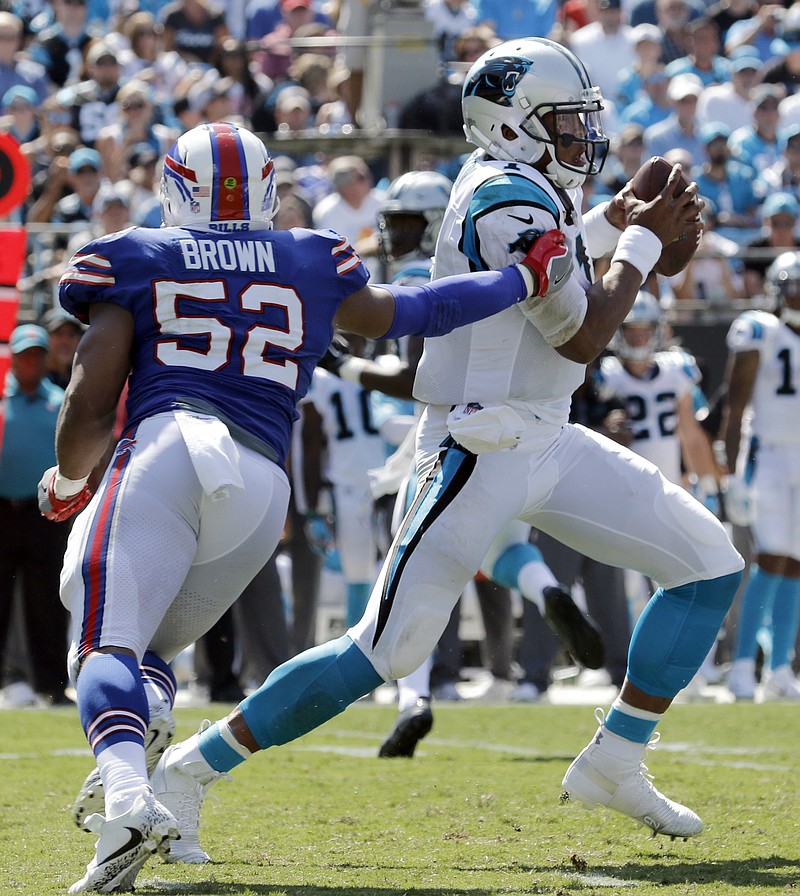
{"left": 378, "top": 697, "right": 434, "bottom": 758}
{"left": 727, "top": 657, "right": 757, "bottom": 701}
{"left": 73, "top": 702, "right": 176, "bottom": 831}
{"left": 69, "top": 786, "right": 178, "bottom": 893}
{"left": 561, "top": 721, "right": 703, "bottom": 839}
{"left": 760, "top": 664, "right": 800, "bottom": 701}
{"left": 543, "top": 585, "right": 605, "bottom": 670}
{"left": 151, "top": 734, "right": 231, "bottom": 864}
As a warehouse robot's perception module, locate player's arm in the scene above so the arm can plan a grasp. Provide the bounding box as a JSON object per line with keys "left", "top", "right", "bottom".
{"left": 320, "top": 336, "right": 423, "bottom": 400}
{"left": 718, "top": 348, "right": 759, "bottom": 471}
{"left": 56, "top": 302, "right": 133, "bottom": 481}
{"left": 333, "top": 233, "right": 570, "bottom": 341}
{"left": 676, "top": 392, "right": 718, "bottom": 483}
{"left": 555, "top": 170, "right": 700, "bottom": 364}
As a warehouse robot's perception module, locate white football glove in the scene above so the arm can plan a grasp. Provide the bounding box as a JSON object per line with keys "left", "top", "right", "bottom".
{"left": 722, "top": 475, "right": 754, "bottom": 527}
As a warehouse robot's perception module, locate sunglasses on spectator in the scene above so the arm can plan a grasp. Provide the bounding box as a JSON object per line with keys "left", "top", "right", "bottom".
{"left": 62, "top": 0, "right": 87, "bottom": 5}
{"left": 122, "top": 100, "right": 147, "bottom": 110}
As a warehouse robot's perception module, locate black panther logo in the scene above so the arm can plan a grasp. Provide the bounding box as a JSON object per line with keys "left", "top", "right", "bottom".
{"left": 509, "top": 227, "right": 544, "bottom": 255}
{"left": 464, "top": 57, "right": 533, "bottom": 107}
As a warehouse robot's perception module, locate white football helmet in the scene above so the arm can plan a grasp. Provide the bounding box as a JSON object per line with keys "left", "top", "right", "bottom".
{"left": 766, "top": 250, "right": 800, "bottom": 326}
{"left": 160, "top": 121, "right": 277, "bottom": 227}
{"left": 378, "top": 170, "right": 453, "bottom": 261}
{"left": 461, "top": 37, "right": 609, "bottom": 189}
{"left": 613, "top": 289, "right": 663, "bottom": 361}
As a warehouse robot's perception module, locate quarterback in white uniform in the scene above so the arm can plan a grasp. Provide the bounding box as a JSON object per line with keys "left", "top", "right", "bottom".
{"left": 722, "top": 251, "right": 800, "bottom": 701}
{"left": 153, "top": 39, "right": 743, "bottom": 859}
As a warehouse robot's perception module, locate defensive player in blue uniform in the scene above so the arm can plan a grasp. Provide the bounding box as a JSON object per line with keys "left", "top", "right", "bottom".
{"left": 150, "top": 39, "right": 742, "bottom": 877}
{"left": 39, "top": 121, "right": 571, "bottom": 893}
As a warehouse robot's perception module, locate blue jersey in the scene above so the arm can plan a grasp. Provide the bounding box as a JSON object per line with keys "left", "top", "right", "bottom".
{"left": 59, "top": 224, "right": 370, "bottom": 467}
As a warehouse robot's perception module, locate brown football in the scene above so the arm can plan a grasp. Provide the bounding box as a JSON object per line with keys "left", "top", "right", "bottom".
{"left": 629, "top": 155, "right": 698, "bottom": 276}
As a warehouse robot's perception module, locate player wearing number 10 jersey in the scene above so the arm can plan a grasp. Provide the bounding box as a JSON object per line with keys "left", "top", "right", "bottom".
{"left": 44, "top": 121, "right": 564, "bottom": 893}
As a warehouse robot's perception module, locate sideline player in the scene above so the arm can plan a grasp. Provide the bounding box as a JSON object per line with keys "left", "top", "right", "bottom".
{"left": 40, "top": 121, "right": 570, "bottom": 893}
{"left": 152, "top": 38, "right": 742, "bottom": 872}
{"left": 721, "top": 251, "right": 800, "bottom": 701}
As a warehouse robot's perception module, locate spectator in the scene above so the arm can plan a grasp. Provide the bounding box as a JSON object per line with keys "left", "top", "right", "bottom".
{"left": 59, "top": 39, "right": 123, "bottom": 148}
{"left": 42, "top": 306, "right": 84, "bottom": 390}
{"left": 755, "top": 123, "right": 800, "bottom": 205}
{"left": 693, "top": 121, "right": 759, "bottom": 232}
{"left": 619, "top": 66, "right": 672, "bottom": 129}
{"left": 616, "top": 22, "right": 665, "bottom": 107}
{"left": 117, "top": 141, "right": 162, "bottom": 227}
{"left": 118, "top": 11, "right": 162, "bottom": 80}
{"left": 652, "top": 0, "right": 694, "bottom": 63}
{"left": 0, "top": 11, "right": 49, "bottom": 104}
{"left": 742, "top": 191, "right": 800, "bottom": 297}
{"left": 246, "top": 0, "right": 332, "bottom": 41}
{"left": 312, "top": 155, "right": 383, "bottom": 273}
{"left": 729, "top": 82, "right": 784, "bottom": 172}
{"left": 28, "top": 0, "right": 100, "bottom": 88}
{"left": 0, "top": 324, "right": 71, "bottom": 706}
{"left": 629, "top": 0, "right": 704, "bottom": 29}
{"left": 398, "top": 24, "right": 498, "bottom": 135}
{"left": 257, "top": 0, "right": 318, "bottom": 82}
{"left": 570, "top": 0, "right": 636, "bottom": 103}
{"left": 160, "top": 0, "right": 228, "bottom": 66}
{"left": 760, "top": 7, "right": 800, "bottom": 93}
{"left": 697, "top": 46, "right": 761, "bottom": 131}
{"left": 51, "top": 145, "right": 103, "bottom": 229}
{"left": 664, "top": 16, "right": 732, "bottom": 86}
{"left": 213, "top": 37, "right": 273, "bottom": 125}
{"left": 424, "top": 0, "right": 478, "bottom": 65}
{"left": 725, "top": 0, "right": 787, "bottom": 62}
{"left": 473, "top": 0, "right": 558, "bottom": 39}
{"left": 596, "top": 123, "right": 647, "bottom": 198}
{"left": 706, "top": 0, "right": 758, "bottom": 50}
{"left": 644, "top": 72, "right": 705, "bottom": 164}
{"left": 0, "top": 84, "right": 39, "bottom": 146}
{"left": 94, "top": 79, "right": 174, "bottom": 182}
{"left": 273, "top": 85, "right": 314, "bottom": 136}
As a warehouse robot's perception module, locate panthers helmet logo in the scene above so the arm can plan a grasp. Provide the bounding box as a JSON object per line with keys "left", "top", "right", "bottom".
{"left": 464, "top": 58, "right": 533, "bottom": 107}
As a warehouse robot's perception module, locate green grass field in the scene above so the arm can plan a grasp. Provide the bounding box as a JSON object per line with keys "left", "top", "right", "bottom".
{"left": 1, "top": 701, "right": 798, "bottom": 895}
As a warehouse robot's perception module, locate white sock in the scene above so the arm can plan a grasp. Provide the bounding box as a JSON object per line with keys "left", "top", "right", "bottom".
{"left": 397, "top": 655, "right": 432, "bottom": 712}
{"left": 517, "top": 560, "right": 558, "bottom": 615}
{"left": 97, "top": 742, "right": 149, "bottom": 818}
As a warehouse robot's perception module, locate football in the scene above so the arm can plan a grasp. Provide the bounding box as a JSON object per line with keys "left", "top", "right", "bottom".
{"left": 629, "top": 155, "right": 698, "bottom": 276}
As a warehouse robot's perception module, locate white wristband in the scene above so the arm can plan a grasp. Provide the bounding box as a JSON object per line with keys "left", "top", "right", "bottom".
{"left": 583, "top": 202, "right": 623, "bottom": 257}
{"left": 611, "top": 225, "right": 663, "bottom": 281}
{"left": 338, "top": 356, "right": 368, "bottom": 383}
{"left": 54, "top": 470, "right": 90, "bottom": 499}
{"left": 515, "top": 263, "right": 536, "bottom": 298}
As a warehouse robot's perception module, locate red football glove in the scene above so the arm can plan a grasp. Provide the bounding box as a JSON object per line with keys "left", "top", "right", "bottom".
{"left": 38, "top": 466, "right": 93, "bottom": 522}
{"left": 520, "top": 229, "right": 571, "bottom": 297}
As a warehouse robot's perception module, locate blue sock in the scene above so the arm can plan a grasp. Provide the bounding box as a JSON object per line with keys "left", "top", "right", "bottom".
{"left": 77, "top": 653, "right": 148, "bottom": 757}
{"left": 627, "top": 571, "right": 742, "bottom": 698}
{"left": 490, "top": 543, "right": 544, "bottom": 590}
{"left": 346, "top": 582, "right": 372, "bottom": 628}
{"left": 769, "top": 577, "right": 800, "bottom": 669}
{"left": 605, "top": 700, "right": 661, "bottom": 744}
{"left": 733, "top": 566, "right": 781, "bottom": 661}
{"left": 140, "top": 651, "right": 177, "bottom": 707}
{"left": 235, "top": 635, "right": 383, "bottom": 753}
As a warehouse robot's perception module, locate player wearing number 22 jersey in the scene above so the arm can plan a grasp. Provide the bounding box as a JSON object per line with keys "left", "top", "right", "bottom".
{"left": 46, "top": 121, "right": 564, "bottom": 894}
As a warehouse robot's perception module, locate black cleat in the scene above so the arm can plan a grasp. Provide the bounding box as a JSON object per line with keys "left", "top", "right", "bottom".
{"left": 378, "top": 698, "right": 434, "bottom": 758}
{"left": 543, "top": 585, "right": 605, "bottom": 670}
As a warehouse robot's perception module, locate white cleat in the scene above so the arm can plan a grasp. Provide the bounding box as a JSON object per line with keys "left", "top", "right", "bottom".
{"left": 727, "top": 658, "right": 757, "bottom": 702}
{"left": 151, "top": 736, "right": 231, "bottom": 864}
{"left": 760, "top": 664, "right": 800, "bottom": 701}
{"left": 69, "top": 787, "right": 178, "bottom": 893}
{"left": 72, "top": 702, "right": 176, "bottom": 831}
{"left": 561, "top": 717, "right": 703, "bottom": 839}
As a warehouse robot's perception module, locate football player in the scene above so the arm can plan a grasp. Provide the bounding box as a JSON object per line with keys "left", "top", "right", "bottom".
{"left": 152, "top": 40, "right": 741, "bottom": 870}
{"left": 721, "top": 250, "right": 800, "bottom": 701}
{"left": 41, "top": 121, "right": 568, "bottom": 893}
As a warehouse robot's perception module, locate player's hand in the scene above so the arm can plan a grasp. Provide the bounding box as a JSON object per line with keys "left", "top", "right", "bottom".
{"left": 520, "top": 229, "right": 571, "bottom": 296}
{"left": 38, "top": 466, "right": 93, "bottom": 522}
{"left": 303, "top": 511, "right": 334, "bottom": 556}
{"left": 317, "top": 335, "right": 352, "bottom": 377}
{"left": 721, "top": 475, "right": 753, "bottom": 527}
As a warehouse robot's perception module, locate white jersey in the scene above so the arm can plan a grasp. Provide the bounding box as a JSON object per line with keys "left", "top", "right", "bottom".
{"left": 596, "top": 350, "right": 701, "bottom": 484}
{"left": 302, "top": 367, "right": 386, "bottom": 488}
{"left": 726, "top": 310, "right": 800, "bottom": 448}
{"left": 413, "top": 151, "right": 590, "bottom": 427}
